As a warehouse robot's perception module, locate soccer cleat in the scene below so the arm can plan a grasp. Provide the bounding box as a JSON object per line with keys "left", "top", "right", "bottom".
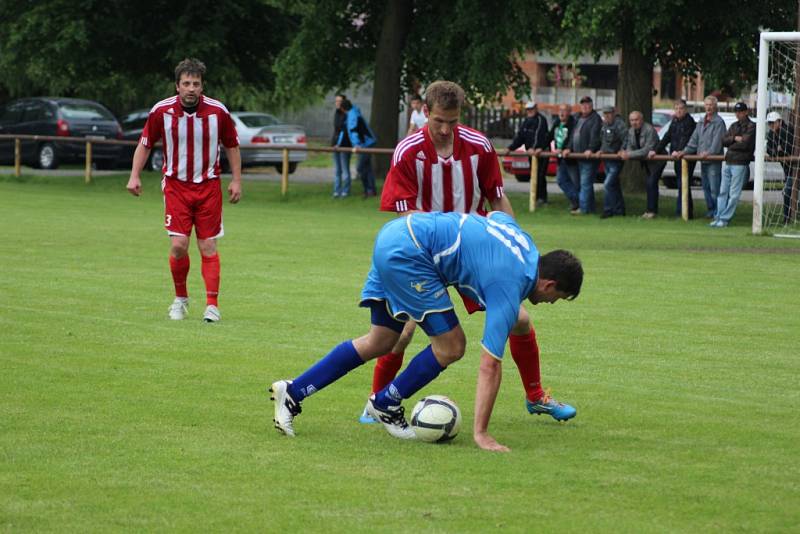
{"left": 367, "top": 395, "right": 416, "bottom": 439}
{"left": 270, "top": 380, "right": 301, "bottom": 437}
{"left": 359, "top": 399, "right": 377, "bottom": 424}
{"left": 168, "top": 297, "right": 189, "bottom": 320}
{"left": 203, "top": 304, "right": 221, "bottom": 323}
{"left": 526, "top": 389, "right": 577, "bottom": 421}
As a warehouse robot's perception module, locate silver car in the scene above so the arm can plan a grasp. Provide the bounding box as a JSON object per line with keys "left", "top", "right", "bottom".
{"left": 229, "top": 112, "right": 307, "bottom": 173}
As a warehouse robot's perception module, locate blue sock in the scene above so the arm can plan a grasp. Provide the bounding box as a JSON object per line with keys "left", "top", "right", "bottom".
{"left": 289, "top": 340, "right": 364, "bottom": 401}
{"left": 374, "top": 345, "right": 444, "bottom": 408}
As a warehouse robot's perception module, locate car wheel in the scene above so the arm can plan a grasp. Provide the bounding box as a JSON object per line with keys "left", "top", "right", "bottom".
{"left": 661, "top": 176, "right": 678, "bottom": 189}
{"left": 514, "top": 174, "right": 531, "bottom": 183}
{"left": 149, "top": 150, "right": 164, "bottom": 172}
{"left": 95, "top": 159, "right": 116, "bottom": 170}
{"left": 288, "top": 162, "right": 298, "bottom": 174}
{"left": 35, "top": 143, "right": 58, "bottom": 170}
{"left": 743, "top": 179, "right": 754, "bottom": 191}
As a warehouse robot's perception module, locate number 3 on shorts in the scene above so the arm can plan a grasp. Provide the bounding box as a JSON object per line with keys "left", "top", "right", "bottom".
{"left": 165, "top": 214, "right": 172, "bottom": 227}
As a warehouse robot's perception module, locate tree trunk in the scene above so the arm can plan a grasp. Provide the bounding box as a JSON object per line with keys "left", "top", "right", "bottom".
{"left": 617, "top": 34, "right": 654, "bottom": 193}
{"left": 370, "top": 0, "right": 413, "bottom": 180}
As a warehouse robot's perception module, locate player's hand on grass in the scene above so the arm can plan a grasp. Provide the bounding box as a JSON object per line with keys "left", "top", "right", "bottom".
{"left": 474, "top": 432, "right": 510, "bottom": 452}
{"left": 228, "top": 180, "right": 242, "bottom": 203}
{"left": 126, "top": 175, "right": 142, "bottom": 196}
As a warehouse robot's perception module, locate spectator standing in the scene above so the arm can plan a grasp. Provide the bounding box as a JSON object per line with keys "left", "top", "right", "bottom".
{"left": 766, "top": 111, "right": 798, "bottom": 223}
{"left": 344, "top": 100, "right": 378, "bottom": 198}
{"left": 550, "top": 104, "right": 579, "bottom": 213}
{"left": 712, "top": 102, "right": 755, "bottom": 227}
{"left": 508, "top": 101, "right": 550, "bottom": 204}
{"left": 684, "top": 95, "right": 726, "bottom": 218}
{"left": 568, "top": 96, "right": 602, "bottom": 214}
{"left": 620, "top": 111, "right": 659, "bottom": 219}
{"left": 597, "top": 106, "right": 627, "bottom": 218}
{"left": 407, "top": 94, "right": 427, "bottom": 136}
{"left": 653, "top": 99, "right": 697, "bottom": 218}
{"left": 332, "top": 94, "right": 352, "bottom": 198}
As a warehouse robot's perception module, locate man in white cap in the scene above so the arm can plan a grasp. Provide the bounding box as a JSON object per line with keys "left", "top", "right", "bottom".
{"left": 508, "top": 101, "right": 550, "bottom": 204}
{"left": 767, "top": 111, "right": 798, "bottom": 223}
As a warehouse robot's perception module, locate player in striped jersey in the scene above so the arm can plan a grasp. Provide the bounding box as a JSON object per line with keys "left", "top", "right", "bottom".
{"left": 361, "top": 81, "right": 577, "bottom": 424}
{"left": 126, "top": 58, "right": 242, "bottom": 323}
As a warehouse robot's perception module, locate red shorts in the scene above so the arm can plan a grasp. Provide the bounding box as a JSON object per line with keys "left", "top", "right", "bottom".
{"left": 457, "top": 289, "right": 484, "bottom": 314}
{"left": 162, "top": 178, "right": 223, "bottom": 239}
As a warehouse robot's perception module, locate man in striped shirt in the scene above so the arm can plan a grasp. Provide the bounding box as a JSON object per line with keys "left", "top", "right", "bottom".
{"left": 126, "top": 58, "right": 242, "bottom": 323}
{"left": 361, "top": 80, "right": 577, "bottom": 429}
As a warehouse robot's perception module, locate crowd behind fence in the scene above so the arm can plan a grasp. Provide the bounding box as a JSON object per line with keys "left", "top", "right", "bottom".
{"left": 0, "top": 132, "right": 793, "bottom": 222}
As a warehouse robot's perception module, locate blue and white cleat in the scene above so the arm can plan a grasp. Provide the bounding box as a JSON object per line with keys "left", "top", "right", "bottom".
{"left": 526, "top": 390, "right": 577, "bottom": 421}
{"left": 359, "top": 400, "right": 377, "bottom": 424}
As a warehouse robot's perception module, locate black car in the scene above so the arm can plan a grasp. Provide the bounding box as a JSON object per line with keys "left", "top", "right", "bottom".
{"left": 117, "top": 109, "right": 163, "bottom": 172}
{"left": 0, "top": 97, "right": 123, "bottom": 170}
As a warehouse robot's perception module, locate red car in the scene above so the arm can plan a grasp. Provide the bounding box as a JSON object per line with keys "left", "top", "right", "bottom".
{"left": 502, "top": 146, "right": 605, "bottom": 183}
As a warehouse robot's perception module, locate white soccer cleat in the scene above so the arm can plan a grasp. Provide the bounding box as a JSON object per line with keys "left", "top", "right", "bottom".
{"left": 203, "top": 304, "right": 221, "bottom": 323}
{"left": 270, "top": 380, "right": 301, "bottom": 437}
{"left": 168, "top": 297, "right": 189, "bottom": 320}
{"left": 367, "top": 395, "right": 416, "bottom": 440}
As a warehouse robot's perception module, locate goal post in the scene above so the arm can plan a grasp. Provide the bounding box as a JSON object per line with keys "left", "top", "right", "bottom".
{"left": 753, "top": 31, "right": 800, "bottom": 237}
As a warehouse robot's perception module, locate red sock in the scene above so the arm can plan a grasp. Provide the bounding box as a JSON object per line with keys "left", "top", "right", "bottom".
{"left": 372, "top": 352, "right": 405, "bottom": 393}
{"left": 169, "top": 255, "right": 190, "bottom": 298}
{"left": 509, "top": 327, "right": 544, "bottom": 402}
{"left": 201, "top": 254, "right": 220, "bottom": 306}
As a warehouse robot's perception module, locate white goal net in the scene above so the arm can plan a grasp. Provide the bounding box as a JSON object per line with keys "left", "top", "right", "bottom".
{"left": 753, "top": 32, "right": 800, "bottom": 237}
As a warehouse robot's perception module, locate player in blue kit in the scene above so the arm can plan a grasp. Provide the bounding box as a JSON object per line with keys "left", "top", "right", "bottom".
{"left": 270, "top": 211, "right": 582, "bottom": 452}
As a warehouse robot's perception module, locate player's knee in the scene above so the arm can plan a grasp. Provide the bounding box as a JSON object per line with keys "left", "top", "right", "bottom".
{"left": 197, "top": 238, "right": 217, "bottom": 256}
{"left": 432, "top": 331, "right": 466, "bottom": 366}
{"left": 511, "top": 307, "right": 531, "bottom": 335}
{"left": 170, "top": 241, "right": 189, "bottom": 258}
{"left": 394, "top": 322, "right": 416, "bottom": 350}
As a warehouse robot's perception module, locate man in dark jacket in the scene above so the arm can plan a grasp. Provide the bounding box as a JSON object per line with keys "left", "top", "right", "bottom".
{"left": 508, "top": 101, "right": 550, "bottom": 204}
{"left": 767, "top": 111, "right": 798, "bottom": 223}
{"left": 620, "top": 111, "right": 660, "bottom": 218}
{"left": 652, "top": 99, "right": 697, "bottom": 218}
{"left": 597, "top": 106, "right": 627, "bottom": 218}
{"left": 550, "top": 104, "right": 579, "bottom": 212}
{"left": 566, "top": 96, "right": 602, "bottom": 214}
{"left": 712, "top": 102, "right": 756, "bottom": 227}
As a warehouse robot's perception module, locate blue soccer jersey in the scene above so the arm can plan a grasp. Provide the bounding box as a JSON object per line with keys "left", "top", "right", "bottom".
{"left": 361, "top": 211, "right": 539, "bottom": 359}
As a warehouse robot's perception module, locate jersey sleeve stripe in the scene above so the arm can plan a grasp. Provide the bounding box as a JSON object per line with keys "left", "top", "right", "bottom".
{"left": 392, "top": 133, "right": 424, "bottom": 165}
{"left": 150, "top": 96, "right": 178, "bottom": 113}
{"left": 459, "top": 130, "right": 493, "bottom": 152}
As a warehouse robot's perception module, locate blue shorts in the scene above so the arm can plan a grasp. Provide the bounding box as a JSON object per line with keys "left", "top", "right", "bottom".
{"left": 360, "top": 217, "right": 459, "bottom": 336}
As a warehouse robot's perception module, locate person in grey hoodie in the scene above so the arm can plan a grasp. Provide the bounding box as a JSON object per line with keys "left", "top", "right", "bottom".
{"left": 597, "top": 106, "right": 628, "bottom": 218}
{"left": 620, "top": 111, "right": 660, "bottom": 218}
{"left": 680, "top": 95, "right": 726, "bottom": 218}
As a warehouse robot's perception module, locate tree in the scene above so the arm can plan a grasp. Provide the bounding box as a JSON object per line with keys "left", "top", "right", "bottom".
{"left": 0, "top": 0, "right": 296, "bottom": 115}
{"left": 272, "top": 0, "right": 556, "bottom": 174}
{"left": 556, "top": 0, "right": 797, "bottom": 191}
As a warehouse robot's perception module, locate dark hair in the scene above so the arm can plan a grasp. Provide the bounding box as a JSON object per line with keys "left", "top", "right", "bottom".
{"left": 676, "top": 98, "right": 688, "bottom": 108}
{"left": 175, "top": 58, "right": 206, "bottom": 84}
{"left": 410, "top": 94, "right": 422, "bottom": 102}
{"left": 336, "top": 93, "right": 347, "bottom": 99}
{"left": 425, "top": 81, "right": 465, "bottom": 112}
{"left": 538, "top": 250, "right": 583, "bottom": 300}
{"left": 341, "top": 99, "right": 353, "bottom": 111}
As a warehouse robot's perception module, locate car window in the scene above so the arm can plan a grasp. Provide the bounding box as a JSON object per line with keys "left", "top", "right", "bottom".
{"left": 122, "top": 117, "right": 147, "bottom": 130}
{"left": 23, "top": 101, "right": 55, "bottom": 122}
{"left": 59, "top": 102, "right": 115, "bottom": 120}
{"left": 652, "top": 113, "right": 670, "bottom": 128}
{"left": 236, "top": 114, "right": 279, "bottom": 128}
{"left": 0, "top": 102, "right": 25, "bottom": 125}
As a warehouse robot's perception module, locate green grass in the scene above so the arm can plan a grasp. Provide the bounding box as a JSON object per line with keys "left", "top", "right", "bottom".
{"left": 1, "top": 173, "right": 799, "bottom": 532}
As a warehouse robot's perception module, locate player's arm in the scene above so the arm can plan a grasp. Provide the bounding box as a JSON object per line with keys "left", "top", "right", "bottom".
{"left": 489, "top": 195, "right": 515, "bottom": 218}
{"left": 126, "top": 142, "right": 152, "bottom": 196}
{"left": 222, "top": 145, "right": 242, "bottom": 203}
{"left": 474, "top": 350, "right": 509, "bottom": 452}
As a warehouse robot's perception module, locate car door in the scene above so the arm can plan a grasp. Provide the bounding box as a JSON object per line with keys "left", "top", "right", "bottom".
{"left": 0, "top": 100, "right": 25, "bottom": 163}
{"left": 20, "top": 100, "right": 56, "bottom": 160}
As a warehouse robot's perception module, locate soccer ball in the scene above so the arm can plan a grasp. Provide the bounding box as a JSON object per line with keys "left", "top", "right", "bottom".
{"left": 410, "top": 395, "right": 462, "bottom": 443}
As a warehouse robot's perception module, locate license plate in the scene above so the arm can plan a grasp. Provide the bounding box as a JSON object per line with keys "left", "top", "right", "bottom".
{"left": 273, "top": 136, "right": 293, "bottom": 143}
{"left": 86, "top": 135, "right": 106, "bottom": 140}
{"left": 511, "top": 160, "right": 529, "bottom": 169}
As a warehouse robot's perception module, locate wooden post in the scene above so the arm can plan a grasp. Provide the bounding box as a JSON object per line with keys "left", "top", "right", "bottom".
{"left": 681, "top": 158, "right": 689, "bottom": 221}
{"left": 281, "top": 148, "right": 289, "bottom": 197}
{"left": 14, "top": 138, "right": 21, "bottom": 177}
{"left": 529, "top": 155, "right": 538, "bottom": 212}
{"left": 84, "top": 141, "right": 93, "bottom": 184}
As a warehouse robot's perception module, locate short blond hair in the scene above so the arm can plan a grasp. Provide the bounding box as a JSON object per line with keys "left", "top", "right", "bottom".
{"left": 425, "top": 81, "right": 465, "bottom": 112}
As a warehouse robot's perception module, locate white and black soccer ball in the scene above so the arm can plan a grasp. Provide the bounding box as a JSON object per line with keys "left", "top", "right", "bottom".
{"left": 410, "top": 395, "right": 462, "bottom": 443}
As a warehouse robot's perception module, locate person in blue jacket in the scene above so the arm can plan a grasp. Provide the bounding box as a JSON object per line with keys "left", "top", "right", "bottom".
{"left": 343, "top": 100, "right": 378, "bottom": 197}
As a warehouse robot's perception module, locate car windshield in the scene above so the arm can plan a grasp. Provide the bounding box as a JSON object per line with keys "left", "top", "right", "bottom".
{"left": 60, "top": 103, "right": 115, "bottom": 121}
{"left": 123, "top": 117, "right": 147, "bottom": 130}
{"left": 237, "top": 114, "right": 279, "bottom": 127}
{"left": 653, "top": 113, "right": 670, "bottom": 127}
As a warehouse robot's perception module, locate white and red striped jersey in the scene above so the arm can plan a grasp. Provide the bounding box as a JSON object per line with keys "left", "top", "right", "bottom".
{"left": 140, "top": 95, "right": 239, "bottom": 182}
{"left": 381, "top": 124, "right": 504, "bottom": 214}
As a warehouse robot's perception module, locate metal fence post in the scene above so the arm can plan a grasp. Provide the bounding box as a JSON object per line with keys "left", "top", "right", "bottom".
{"left": 529, "top": 155, "right": 538, "bottom": 212}
{"left": 14, "top": 138, "right": 21, "bottom": 177}
{"left": 681, "top": 159, "right": 689, "bottom": 221}
{"left": 85, "top": 141, "right": 93, "bottom": 184}
{"left": 281, "top": 148, "right": 289, "bottom": 196}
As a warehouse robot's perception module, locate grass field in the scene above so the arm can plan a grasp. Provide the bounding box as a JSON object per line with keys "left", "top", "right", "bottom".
{"left": 1, "top": 172, "right": 799, "bottom": 532}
